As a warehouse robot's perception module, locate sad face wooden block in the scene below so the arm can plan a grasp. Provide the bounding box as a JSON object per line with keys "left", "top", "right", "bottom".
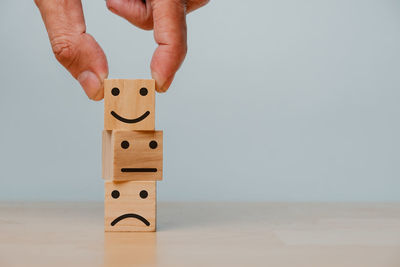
{"left": 105, "top": 181, "right": 156, "bottom": 232}
{"left": 102, "top": 130, "right": 163, "bottom": 181}
{"left": 104, "top": 79, "right": 155, "bottom": 130}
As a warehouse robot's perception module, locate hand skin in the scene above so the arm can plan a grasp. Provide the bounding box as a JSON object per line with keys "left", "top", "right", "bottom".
{"left": 34, "top": 0, "right": 209, "bottom": 100}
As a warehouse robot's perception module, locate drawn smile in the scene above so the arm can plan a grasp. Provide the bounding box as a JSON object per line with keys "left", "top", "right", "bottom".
{"left": 121, "top": 168, "right": 157, "bottom": 173}
{"left": 111, "top": 213, "right": 150, "bottom": 226}
{"left": 110, "top": 110, "right": 150, "bottom": 124}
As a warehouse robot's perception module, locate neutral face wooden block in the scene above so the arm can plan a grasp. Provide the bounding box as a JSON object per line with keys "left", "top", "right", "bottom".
{"left": 104, "top": 181, "right": 156, "bottom": 232}
{"left": 104, "top": 79, "right": 155, "bottom": 130}
{"left": 102, "top": 130, "right": 163, "bottom": 181}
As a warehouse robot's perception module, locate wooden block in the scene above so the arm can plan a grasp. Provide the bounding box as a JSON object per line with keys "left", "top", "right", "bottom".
{"left": 102, "top": 130, "right": 163, "bottom": 181}
{"left": 105, "top": 181, "right": 156, "bottom": 232}
{"left": 104, "top": 79, "right": 155, "bottom": 131}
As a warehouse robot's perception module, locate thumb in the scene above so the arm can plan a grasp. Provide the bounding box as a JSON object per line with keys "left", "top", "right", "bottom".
{"left": 35, "top": 0, "right": 108, "bottom": 100}
{"left": 52, "top": 33, "right": 108, "bottom": 100}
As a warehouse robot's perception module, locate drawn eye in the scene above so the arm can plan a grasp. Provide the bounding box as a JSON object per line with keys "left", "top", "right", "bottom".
{"left": 111, "top": 87, "right": 120, "bottom": 96}
{"left": 121, "top": 140, "right": 129, "bottom": 149}
{"left": 139, "top": 87, "right": 148, "bottom": 96}
{"left": 111, "top": 190, "right": 120, "bottom": 199}
{"left": 149, "top": 140, "right": 157, "bottom": 149}
{"left": 140, "top": 190, "right": 148, "bottom": 199}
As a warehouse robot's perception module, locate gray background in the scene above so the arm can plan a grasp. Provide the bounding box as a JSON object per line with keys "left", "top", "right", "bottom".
{"left": 0, "top": 0, "right": 399, "bottom": 201}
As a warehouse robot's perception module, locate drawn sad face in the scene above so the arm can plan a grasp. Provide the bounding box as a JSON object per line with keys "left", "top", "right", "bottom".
{"left": 104, "top": 79, "right": 155, "bottom": 130}
{"left": 104, "top": 181, "right": 156, "bottom": 232}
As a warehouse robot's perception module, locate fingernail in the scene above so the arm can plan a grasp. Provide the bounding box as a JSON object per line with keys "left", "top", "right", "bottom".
{"left": 152, "top": 71, "right": 174, "bottom": 93}
{"left": 77, "top": 71, "right": 103, "bottom": 100}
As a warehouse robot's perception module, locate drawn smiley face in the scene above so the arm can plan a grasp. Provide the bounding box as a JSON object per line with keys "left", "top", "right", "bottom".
{"left": 102, "top": 130, "right": 163, "bottom": 181}
{"left": 105, "top": 181, "right": 156, "bottom": 232}
{"left": 104, "top": 79, "right": 155, "bottom": 130}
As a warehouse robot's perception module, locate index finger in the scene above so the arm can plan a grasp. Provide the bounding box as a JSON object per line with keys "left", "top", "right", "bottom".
{"left": 150, "top": 0, "right": 187, "bottom": 92}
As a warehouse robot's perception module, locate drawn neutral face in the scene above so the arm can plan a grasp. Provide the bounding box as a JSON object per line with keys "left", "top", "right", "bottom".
{"left": 104, "top": 79, "right": 155, "bottom": 130}
{"left": 104, "top": 181, "right": 156, "bottom": 232}
{"left": 102, "top": 130, "right": 163, "bottom": 181}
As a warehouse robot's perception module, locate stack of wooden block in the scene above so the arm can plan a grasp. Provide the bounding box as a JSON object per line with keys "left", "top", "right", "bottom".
{"left": 102, "top": 79, "right": 162, "bottom": 232}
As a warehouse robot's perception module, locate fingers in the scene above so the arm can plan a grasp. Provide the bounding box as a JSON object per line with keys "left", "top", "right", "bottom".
{"left": 105, "top": 0, "right": 208, "bottom": 29}
{"left": 106, "top": 0, "right": 153, "bottom": 30}
{"left": 35, "top": 0, "right": 108, "bottom": 100}
{"left": 105, "top": 0, "right": 208, "bottom": 92}
{"left": 150, "top": 0, "right": 187, "bottom": 92}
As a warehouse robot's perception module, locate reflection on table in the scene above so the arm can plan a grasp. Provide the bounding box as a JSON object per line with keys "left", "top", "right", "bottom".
{"left": 104, "top": 232, "right": 156, "bottom": 267}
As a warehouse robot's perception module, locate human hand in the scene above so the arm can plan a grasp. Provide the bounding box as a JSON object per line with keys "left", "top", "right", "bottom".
{"left": 34, "top": 0, "right": 209, "bottom": 100}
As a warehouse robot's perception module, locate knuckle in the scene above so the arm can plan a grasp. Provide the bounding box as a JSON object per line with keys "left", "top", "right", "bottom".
{"left": 50, "top": 36, "right": 79, "bottom": 68}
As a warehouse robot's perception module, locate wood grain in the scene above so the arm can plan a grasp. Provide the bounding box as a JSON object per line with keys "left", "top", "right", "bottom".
{"left": 102, "top": 130, "right": 112, "bottom": 179}
{"left": 2, "top": 202, "right": 400, "bottom": 265}
{"left": 102, "top": 130, "right": 163, "bottom": 181}
{"left": 104, "top": 181, "right": 156, "bottom": 232}
{"left": 104, "top": 79, "right": 155, "bottom": 131}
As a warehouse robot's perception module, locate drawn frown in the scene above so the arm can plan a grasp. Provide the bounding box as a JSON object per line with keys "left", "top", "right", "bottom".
{"left": 105, "top": 181, "right": 156, "bottom": 232}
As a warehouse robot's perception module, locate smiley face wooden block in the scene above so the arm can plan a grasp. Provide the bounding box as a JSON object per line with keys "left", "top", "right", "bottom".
{"left": 104, "top": 79, "right": 155, "bottom": 130}
{"left": 105, "top": 181, "right": 156, "bottom": 232}
{"left": 102, "top": 130, "right": 163, "bottom": 181}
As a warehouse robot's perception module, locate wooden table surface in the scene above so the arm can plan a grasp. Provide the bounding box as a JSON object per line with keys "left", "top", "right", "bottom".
{"left": 0, "top": 202, "right": 399, "bottom": 267}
